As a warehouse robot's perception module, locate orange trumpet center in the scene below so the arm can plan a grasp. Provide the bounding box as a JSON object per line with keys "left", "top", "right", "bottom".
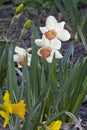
{"left": 44, "top": 30, "right": 57, "bottom": 40}
{"left": 18, "top": 57, "right": 25, "bottom": 67}
{"left": 40, "top": 47, "right": 52, "bottom": 58}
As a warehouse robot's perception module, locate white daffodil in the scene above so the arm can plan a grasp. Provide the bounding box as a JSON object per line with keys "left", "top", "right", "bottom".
{"left": 40, "top": 15, "right": 71, "bottom": 42}
{"left": 35, "top": 37, "right": 63, "bottom": 63}
{"left": 13, "top": 46, "right": 32, "bottom": 68}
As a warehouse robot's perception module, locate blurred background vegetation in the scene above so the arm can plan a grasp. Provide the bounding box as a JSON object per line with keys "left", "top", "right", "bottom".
{"left": 0, "top": 0, "right": 87, "bottom": 11}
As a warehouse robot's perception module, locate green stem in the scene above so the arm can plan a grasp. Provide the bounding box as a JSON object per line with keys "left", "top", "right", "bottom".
{"left": 5, "top": 17, "right": 15, "bottom": 39}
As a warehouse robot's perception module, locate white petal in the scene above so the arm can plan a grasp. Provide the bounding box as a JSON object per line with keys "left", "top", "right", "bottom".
{"left": 58, "top": 29, "right": 71, "bottom": 41}
{"left": 27, "top": 53, "right": 32, "bottom": 66}
{"left": 15, "top": 46, "right": 26, "bottom": 55}
{"left": 51, "top": 38, "right": 61, "bottom": 50}
{"left": 27, "top": 59, "right": 31, "bottom": 66}
{"left": 35, "top": 36, "right": 50, "bottom": 47}
{"left": 46, "top": 50, "right": 54, "bottom": 63}
{"left": 46, "top": 16, "right": 57, "bottom": 29}
{"left": 37, "top": 48, "right": 42, "bottom": 57}
{"left": 46, "top": 56, "right": 53, "bottom": 63}
{"left": 35, "top": 39, "right": 45, "bottom": 47}
{"left": 43, "top": 36, "right": 51, "bottom": 46}
{"left": 18, "top": 63, "right": 22, "bottom": 68}
{"left": 54, "top": 50, "right": 63, "bottom": 59}
{"left": 27, "top": 47, "right": 32, "bottom": 52}
{"left": 27, "top": 53, "right": 32, "bottom": 58}
{"left": 13, "top": 54, "right": 20, "bottom": 62}
{"left": 56, "top": 21, "right": 65, "bottom": 31}
{"left": 40, "top": 27, "right": 48, "bottom": 33}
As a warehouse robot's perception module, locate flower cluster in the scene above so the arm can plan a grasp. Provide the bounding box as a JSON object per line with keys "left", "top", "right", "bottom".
{"left": 35, "top": 15, "right": 71, "bottom": 63}
{"left": 13, "top": 16, "right": 70, "bottom": 67}
{"left": 0, "top": 91, "right": 26, "bottom": 127}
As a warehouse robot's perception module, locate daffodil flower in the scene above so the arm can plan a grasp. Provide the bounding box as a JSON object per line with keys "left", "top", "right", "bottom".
{"left": 48, "top": 120, "right": 62, "bottom": 130}
{"left": 40, "top": 15, "right": 71, "bottom": 42}
{"left": 13, "top": 46, "right": 32, "bottom": 68}
{"left": 35, "top": 37, "right": 62, "bottom": 63}
{"left": 38, "top": 120, "right": 62, "bottom": 130}
{"left": 0, "top": 90, "right": 26, "bottom": 127}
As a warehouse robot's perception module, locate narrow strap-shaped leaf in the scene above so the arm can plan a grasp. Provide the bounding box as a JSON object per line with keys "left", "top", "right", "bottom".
{"left": 7, "top": 44, "right": 19, "bottom": 101}
{"left": 0, "top": 44, "right": 8, "bottom": 89}
{"left": 65, "top": 111, "right": 82, "bottom": 130}
{"left": 62, "top": 42, "right": 74, "bottom": 68}
{"left": 77, "top": 25, "right": 87, "bottom": 51}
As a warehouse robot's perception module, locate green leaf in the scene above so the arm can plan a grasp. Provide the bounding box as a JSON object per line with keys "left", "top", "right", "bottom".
{"left": 29, "top": 22, "right": 40, "bottom": 106}
{"left": 22, "top": 64, "right": 31, "bottom": 111}
{"left": 22, "top": 94, "right": 44, "bottom": 130}
{"left": 62, "top": 42, "right": 74, "bottom": 68}
{"left": 71, "top": 57, "right": 87, "bottom": 114}
{"left": 65, "top": 111, "right": 82, "bottom": 130}
{"left": 77, "top": 25, "right": 87, "bottom": 51}
{"left": 0, "top": 88, "right": 3, "bottom": 103}
{"left": 7, "top": 44, "right": 19, "bottom": 101}
{"left": 12, "top": 117, "right": 20, "bottom": 130}
{"left": 0, "top": 44, "right": 8, "bottom": 89}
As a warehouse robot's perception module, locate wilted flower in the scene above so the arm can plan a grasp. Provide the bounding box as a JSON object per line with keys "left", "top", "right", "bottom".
{"left": 35, "top": 37, "right": 62, "bottom": 63}
{"left": 40, "top": 15, "right": 71, "bottom": 42}
{"left": 0, "top": 90, "right": 26, "bottom": 127}
{"left": 13, "top": 46, "right": 32, "bottom": 68}
{"left": 38, "top": 120, "right": 62, "bottom": 130}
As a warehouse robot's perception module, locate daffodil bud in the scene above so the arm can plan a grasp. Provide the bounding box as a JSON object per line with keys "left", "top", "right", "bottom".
{"left": 15, "top": 4, "right": 24, "bottom": 15}
{"left": 23, "top": 20, "right": 31, "bottom": 29}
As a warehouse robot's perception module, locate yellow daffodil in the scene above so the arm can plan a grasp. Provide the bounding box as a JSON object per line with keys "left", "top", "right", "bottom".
{"left": 38, "top": 120, "right": 62, "bottom": 130}
{"left": 11, "top": 100, "right": 26, "bottom": 119}
{"left": 0, "top": 91, "right": 26, "bottom": 127}
{"left": 48, "top": 120, "right": 62, "bottom": 130}
{"left": 0, "top": 110, "right": 10, "bottom": 128}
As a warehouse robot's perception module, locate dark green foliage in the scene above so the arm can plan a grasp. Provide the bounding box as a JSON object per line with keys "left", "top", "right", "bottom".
{"left": 79, "top": 0, "right": 87, "bottom": 6}
{"left": 0, "top": 44, "right": 8, "bottom": 89}
{"left": 54, "top": 0, "right": 87, "bottom": 48}
{"left": 0, "top": 0, "right": 4, "bottom": 5}
{"left": 11, "top": 0, "right": 56, "bottom": 12}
